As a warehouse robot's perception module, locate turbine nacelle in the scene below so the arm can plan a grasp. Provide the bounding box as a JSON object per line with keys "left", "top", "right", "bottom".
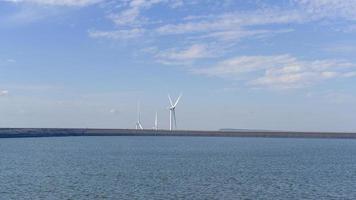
{"left": 168, "top": 93, "right": 182, "bottom": 107}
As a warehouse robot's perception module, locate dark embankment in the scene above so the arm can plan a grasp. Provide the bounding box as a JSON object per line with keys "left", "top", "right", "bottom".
{"left": 0, "top": 128, "right": 355, "bottom": 139}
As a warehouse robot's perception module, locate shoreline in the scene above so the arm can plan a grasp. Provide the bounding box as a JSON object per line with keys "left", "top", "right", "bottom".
{"left": 0, "top": 128, "right": 355, "bottom": 139}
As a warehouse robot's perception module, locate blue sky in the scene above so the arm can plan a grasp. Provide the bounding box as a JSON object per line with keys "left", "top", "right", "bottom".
{"left": 0, "top": 0, "right": 356, "bottom": 131}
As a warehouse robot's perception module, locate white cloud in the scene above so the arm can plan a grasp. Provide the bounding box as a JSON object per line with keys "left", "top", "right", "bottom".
{"left": 6, "top": 84, "right": 60, "bottom": 91}
{"left": 2, "top": 0, "right": 102, "bottom": 25}
{"left": 4, "top": 0, "right": 102, "bottom": 6}
{"left": 89, "top": 0, "right": 356, "bottom": 60}
{"left": 1, "top": 6, "right": 50, "bottom": 25}
{"left": 6, "top": 0, "right": 356, "bottom": 92}
{"left": 295, "top": 0, "right": 356, "bottom": 20}
{"left": 156, "top": 44, "right": 213, "bottom": 63}
{"left": 343, "top": 71, "right": 356, "bottom": 78}
{"left": 154, "top": 1, "right": 356, "bottom": 43}
{"left": 0, "top": 90, "right": 9, "bottom": 96}
{"left": 155, "top": 8, "right": 308, "bottom": 44}
{"left": 88, "top": 28, "right": 145, "bottom": 40}
{"left": 197, "top": 29, "right": 294, "bottom": 42}
{"left": 323, "top": 43, "right": 356, "bottom": 54}
{"left": 109, "top": 108, "right": 120, "bottom": 114}
{"left": 7, "top": 59, "right": 16, "bottom": 63}
{"left": 195, "top": 55, "right": 356, "bottom": 89}
{"left": 0, "top": 58, "right": 17, "bottom": 64}
{"left": 170, "top": 0, "right": 183, "bottom": 8}
{"left": 157, "top": 9, "right": 304, "bottom": 34}
{"left": 109, "top": 7, "right": 141, "bottom": 26}
{"left": 89, "top": 0, "right": 170, "bottom": 40}
{"left": 109, "top": 0, "right": 165, "bottom": 27}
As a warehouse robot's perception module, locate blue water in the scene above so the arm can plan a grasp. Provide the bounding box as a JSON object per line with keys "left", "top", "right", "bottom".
{"left": 1, "top": 136, "right": 356, "bottom": 199}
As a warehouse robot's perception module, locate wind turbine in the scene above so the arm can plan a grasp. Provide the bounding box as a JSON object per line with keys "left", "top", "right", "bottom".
{"left": 153, "top": 112, "right": 158, "bottom": 130}
{"left": 168, "top": 93, "right": 182, "bottom": 131}
{"left": 135, "top": 102, "right": 143, "bottom": 130}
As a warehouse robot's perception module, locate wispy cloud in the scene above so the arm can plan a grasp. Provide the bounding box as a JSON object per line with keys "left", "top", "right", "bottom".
{"left": 90, "top": 0, "right": 356, "bottom": 52}
{"left": 109, "top": 108, "right": 120, "bottom": 114}
{"left": 295, "top": 0, "right": 356, "bottom": 20}
{"left": 5, "top": 0, "right": 356, "bottom": 91}
{"left": 88, "top": 28, "right": 145, "bottom": 40}
{"left": 0, "top": 90, "right": 9, "bottom": 96}
{"left": 194, "top": 55, "right": 356, "bottom": 89}
{"left": 6, "top": 59, "right": 16, "bottom": 63}
{"left": 155, "top": 44, "right": 215, "bottom": 65}
{"left": 0, "top": 0, "right": 104, "bottom": 27}
{"left": 87, "top": 0, "right": 356, "bottom": 91}
{"left": 323, "top": 43, "right": 356, "bottom": 54}
{"left": 87, "top": 0, "right": 171, "bottom": 40}
{"left": 92, "top": 0, "right": 356, "bottom": 79}
{"left": 0, "top": 58, "right": 17, "bottom": 64}
{"left": 1, "top": 0, "right": 102, "bottom": 25}
{"left": 0, "top": 5, "right": 50, "bottom": 25}
{"left": 108, "top": 0, "right": 165, "bottom": 27}
{"left": 4, "top": 0, "right": 102, "bottom": 7}
{"left": 156, "top": 9, "right": 305, "bottom": 36}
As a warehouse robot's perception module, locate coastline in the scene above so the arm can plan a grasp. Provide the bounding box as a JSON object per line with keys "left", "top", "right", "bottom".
{"left": 0, "top": 128, "right": 355, "bottom": 139}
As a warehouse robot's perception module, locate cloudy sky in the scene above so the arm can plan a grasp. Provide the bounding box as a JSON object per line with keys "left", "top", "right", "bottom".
{"left": 0, "top": 0, "right": 355, "bottom": 131}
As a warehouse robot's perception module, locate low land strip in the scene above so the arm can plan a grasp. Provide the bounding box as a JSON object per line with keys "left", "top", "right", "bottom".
{"left": 0, "top": 128, "right": 355, "bottom": 139}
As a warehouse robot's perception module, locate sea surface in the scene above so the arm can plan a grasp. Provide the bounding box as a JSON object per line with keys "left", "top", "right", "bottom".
{"left": 1, "top": 136, "right": 356, "bottom": 200}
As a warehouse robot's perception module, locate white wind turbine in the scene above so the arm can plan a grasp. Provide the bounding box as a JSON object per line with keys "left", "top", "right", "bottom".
{"left": 168, "top": 93, "right": 182, "bottom": 131}
{"left": 135, "top": 102, "right": 143, "bottom": 130}
{"left": 153, "top": 112, "right": 158, "bottom": 130}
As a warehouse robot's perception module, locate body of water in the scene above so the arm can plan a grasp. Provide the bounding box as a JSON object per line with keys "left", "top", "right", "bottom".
{"left": 1, "top": 136, "right": 356, "bottom": 199}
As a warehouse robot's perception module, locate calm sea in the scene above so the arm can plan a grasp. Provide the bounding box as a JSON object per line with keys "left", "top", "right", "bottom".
{"left": 1, "top": 136, "right": 356, "bottom": 199}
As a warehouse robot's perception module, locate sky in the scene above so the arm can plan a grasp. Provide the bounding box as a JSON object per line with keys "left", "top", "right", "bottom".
{"left": 0, "top": 0, "right": 355, "bottom": 131}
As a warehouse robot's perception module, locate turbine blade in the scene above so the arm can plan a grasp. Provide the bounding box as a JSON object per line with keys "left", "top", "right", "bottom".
{"left": 173, "top": 93, "right": 182, "bottom": 107}
{"left": 168, "top": 94, "right": 173, "bottom": 106}
{"left": 155, "top": 112, "right": 158, "bottom": 128}
{"left": 137, "top": 101, "right": 141, "bottom": 121}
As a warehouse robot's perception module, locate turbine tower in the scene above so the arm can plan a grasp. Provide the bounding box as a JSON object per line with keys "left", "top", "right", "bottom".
{"left": 135, "top": 102, "right": 143, "bottom": 130}
{"left": 168, "top": 93, "right": 182, "bottom": 131}
{"left": 153, "top": 112, "right": 158, "bottom": 130}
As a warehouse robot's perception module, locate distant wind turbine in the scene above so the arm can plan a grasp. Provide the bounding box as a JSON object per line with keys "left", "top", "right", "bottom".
{"left": 153, "top": 112, "right": 158, "bottom": 130}
{"left": 168, "top": 93, "right": 182, "bottom": 131}
{"left": 135, "top": 102, "right": 143, "bottom": 130}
